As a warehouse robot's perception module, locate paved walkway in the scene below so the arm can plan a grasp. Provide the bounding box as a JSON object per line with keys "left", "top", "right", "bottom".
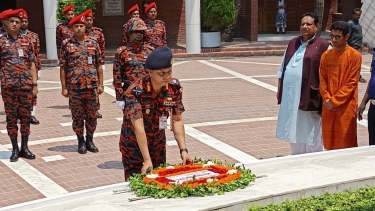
{"left": 0, "top": 54, "right": 372, "bottom": 209}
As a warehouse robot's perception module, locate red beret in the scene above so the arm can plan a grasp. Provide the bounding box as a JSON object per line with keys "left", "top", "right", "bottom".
{"left": 21, "top": 9, "right": 28, "bottom": 19}
{"left": 4, "top": 9, "right": 24, "bottom": 20}
{"left": 0, "top": 9, "right": 12, "bottom": 19}
{"left": 127, "top": 4, "right": 139, "bottom": 15}
{"left": 85, "top": 9, "right": 93, "bottom": 18}
{"left": 69, "top": 13, "right": 86, "bottom": 26}
{"left": 62, "top": 4, "right": 74, "bottom": 14}
{"left": 145, "top": 2, "right": 157, "bottom": 13}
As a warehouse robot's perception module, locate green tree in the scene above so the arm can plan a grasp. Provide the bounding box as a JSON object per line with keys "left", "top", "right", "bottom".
{"left": 201, "top": 0, "right": 235, "bottom": 32}
{"left": 56, "top": 0, "right": 100, "bottom": 23}
{"left": 221, "top": 0, "right": 242, "bottom": 42}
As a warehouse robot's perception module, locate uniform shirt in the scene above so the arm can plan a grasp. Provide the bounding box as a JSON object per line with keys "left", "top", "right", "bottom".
{"left": 20, "top": 29, "right": 41, "bottom": 71}
{"left": 86, "top": 27, "right": 106, "bottom": 64}
{"left": 112, "top": 42, "right": 153, "bottom": 101}
{"left": 60, "top": 36, "right": 102, "bottom": 90}
{"left": 123, "top": 75, "right": 185, "bottom": 143}
{"left": 348, "top": 18, "right": 363, "bottom": 50}
{"left": 144, "top": 20, "right": 167, "bottom": 49}
{"left": 0, "top": 26, "right": 7, "bottom": 35}
{"left": 0, "top": 33, "right": 35, "bottom": 90}
{"left": 121, "top": 22, "right": 129, "bottom": 46}
{"left": 56, "top": 21, "right": 73, "bottom": 58}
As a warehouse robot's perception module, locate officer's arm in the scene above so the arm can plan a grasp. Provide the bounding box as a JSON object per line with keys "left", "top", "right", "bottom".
{"left": 172, "top": 114, "right": 187, "bottom": 149}
{"left": 131, "top": 117, "right": 152, "bottom": 162}
{"left": 30, "top": 62, "right": 37, "bottom": 84}
{"left": 60, "top": 66, "right": 67, "bottom": 89}
{"left": 112, "top": 49, "right": 125, "bottom": 101}
{"left": 97, "top": 64, "right": 103, "bottom": 86}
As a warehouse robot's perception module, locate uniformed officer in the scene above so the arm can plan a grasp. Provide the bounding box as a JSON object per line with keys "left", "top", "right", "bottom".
{"left": 120, "top": 46, "right": 191, "bottom": 180}
{"left": 113, "top": 18, "right": 153, "bottom": 110}
{"left": 56, "top": 3, "right": 75, "bottom": 60}
{"left": 85, "top": 9, "right": 105, "bottom": 119}
{"left": 0, "top": 9, "right": 38, "bottom": 162}
{"left": 19, "top": 9, "right": 42, "bottom": 125}
{"left": 122, "top": 4, "right": 140, "bottom": 46}
{"left": 59, "top": 12, "right": 104, "bottom": 154}
{"left": 0, "top": 9, "right": 12, "bottom": 34}
{"left": 144, "top": 2, "right": 167, "bottom": 49}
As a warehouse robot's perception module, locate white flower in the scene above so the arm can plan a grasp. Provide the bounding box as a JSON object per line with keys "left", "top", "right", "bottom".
{"left": 146, "top": 173, "right": 158, "bottom": 179}
{"left": 227, "top": 169, "right": 237, "bottom": 175}
{"left": 166, "top": 166, "right": 174, "bottom": 169}
{"left": 202, "top": 161, "right": 215, "bottom": 168}
{"left": 206, "top": 178, "right": 217, "bottom": 183}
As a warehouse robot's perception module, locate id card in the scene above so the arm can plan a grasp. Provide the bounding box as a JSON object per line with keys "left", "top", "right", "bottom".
{"left": 159, "top": 115, "right": 167, "bottom": 130}
{"left": 88, "top": 56, "right": 93, "bottom": 64}
{"left": 18, "top": 48, "right": 24, "bottom": 57}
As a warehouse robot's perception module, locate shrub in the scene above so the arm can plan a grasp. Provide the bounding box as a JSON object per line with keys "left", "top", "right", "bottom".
{"left": 56, "top": 0, "right": 100, "bottom": 23}
{"left": 201, "top": 0, "right": 235, "bottom": 32}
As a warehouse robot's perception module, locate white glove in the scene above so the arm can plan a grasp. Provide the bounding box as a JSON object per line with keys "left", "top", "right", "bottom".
{"left": 101, "top": 64, "right": 106, "bottom": 71}
{"left": 38, "top": 70, "right": 42, "bottom": 79}
{"left": 116, "top": 101, "right": 125, "bottom": 109}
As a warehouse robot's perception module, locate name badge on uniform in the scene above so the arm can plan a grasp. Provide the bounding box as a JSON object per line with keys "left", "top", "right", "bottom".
{"left": 88, "top": 56, "right": 93, "bottom": 64}
{"left": 18, "top": 48, "right": 24, "bottom": 57}
{"left": 159, "top": 115, "right": 167, "bottom": 130}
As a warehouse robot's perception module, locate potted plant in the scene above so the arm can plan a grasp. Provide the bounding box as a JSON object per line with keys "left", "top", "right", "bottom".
{"left": 200, "top": 0, "right": 235, "bottom": 48}
{"left": 57, "top": 0, "right": 100, "bottom": 23}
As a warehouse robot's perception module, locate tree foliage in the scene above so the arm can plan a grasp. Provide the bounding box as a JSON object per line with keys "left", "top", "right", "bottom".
{"left": 56, "top": 0, "right": 100, "bottom": 23}
{"left": 201, "top": 0, "right": 235, "bottom": 32}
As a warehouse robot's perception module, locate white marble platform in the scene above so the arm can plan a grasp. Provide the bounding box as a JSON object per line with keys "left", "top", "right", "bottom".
{"left": 2, "top": 146, "right": 375, "bottom": 211}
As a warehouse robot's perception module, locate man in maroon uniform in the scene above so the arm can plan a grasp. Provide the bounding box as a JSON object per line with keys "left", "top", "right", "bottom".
{"left": 60, "top": 12, "right": 104, "bottom": 154}
{"left": 120, "top": 47, "right": 191, "bottom": 180}
{"left": 144, "top": 2, "right": 167, "bottom": 49}
{"left": 0, "top": 9, "right": 38, "bottom": 162}
{"left": 20, "top": 9, "right": 42, "bottom": 124}
{"left": 56, "top": 3, "right": 75, "bottom": 60}
{"left": 85, "top": 9, "right": 105, "bottom": 118}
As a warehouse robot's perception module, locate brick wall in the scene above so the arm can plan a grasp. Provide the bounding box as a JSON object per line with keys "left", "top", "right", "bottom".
{"left": 234, "top": 0, "right": 257, "bottom": 41}
{"left": 93, "top": 0, "right": 185, "bottom": 49}
{"left": 322, "top": 0, "right": 338, "bottom": 30}
{"left": 341, "top": 0, "right": 362, "bottom": 22}
{"left": 250, "top": 0, "right": 258, "bottom": 41}
{"left": 16, "top": 0, "right": 46, "bottom": 53}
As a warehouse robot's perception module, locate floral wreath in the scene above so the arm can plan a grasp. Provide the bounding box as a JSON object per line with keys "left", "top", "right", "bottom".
{"left": 128, "top": 158, "right": 256, "bottom": 198}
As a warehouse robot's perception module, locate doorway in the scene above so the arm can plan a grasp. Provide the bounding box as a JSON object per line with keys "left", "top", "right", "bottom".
{"left": 0, "top": 0, "right": 16, "bottom": 27}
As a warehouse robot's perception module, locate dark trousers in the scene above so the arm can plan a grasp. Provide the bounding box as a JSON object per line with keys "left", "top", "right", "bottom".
{"left": 368, "top": 103, "right": 375, "bottom": 145}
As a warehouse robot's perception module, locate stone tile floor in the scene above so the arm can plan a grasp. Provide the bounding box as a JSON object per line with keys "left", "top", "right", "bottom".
{"left": 0, "top": 54, "right": 372, "bottom": 208}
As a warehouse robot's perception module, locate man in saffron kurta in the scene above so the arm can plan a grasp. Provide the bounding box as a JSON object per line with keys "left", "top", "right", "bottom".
{"left": 319, "top": 21, "right": 362, "bottom": 150}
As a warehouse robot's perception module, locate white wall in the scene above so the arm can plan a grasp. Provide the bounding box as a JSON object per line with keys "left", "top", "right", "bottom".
{"left": 360, "top": 0, "right": 375, "bottom": 48}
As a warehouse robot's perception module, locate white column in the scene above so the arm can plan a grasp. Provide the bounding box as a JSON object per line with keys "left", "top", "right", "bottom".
{"left": 43, "top": 0, "right": 58, "bottom": 60}
{"left": 185, "top": 0, "right": 201, "bottom": 53}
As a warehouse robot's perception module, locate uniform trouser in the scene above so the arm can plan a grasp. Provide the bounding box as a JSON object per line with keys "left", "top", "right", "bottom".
{"left": 1, "top": 88, "right": 32, "bottom": 140}
{"left": 69, "top": 89, "right": 98, "bottom": 137}
{"left": 368, "top": 103, "right": 375, "bottom": 145}
{"left": 32, "top": 94, "right": 37, "bottom": 106}
{"left": 120, "top": 123, "right": 166, "bottom": 181}
{"left": 97, "top": 96, "right": 100, "bottom": 110}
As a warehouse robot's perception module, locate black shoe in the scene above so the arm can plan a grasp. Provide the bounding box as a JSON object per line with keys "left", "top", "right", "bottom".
{"left": 77, "top": 136, "right": 87, "bottom": 154}
{"left": 282, "top": 32, "right": 286, "bottom": 34}
{"left": 19, "top": 136, "right": 36, "bottom": 159}
{"left": 97, "top": 111, "right": 102, "bottom": 119}
{"left": 30, "top": 116, "right": 39, "bottom": 125}
{"left": 86, "top": 135, "right": 99, "bottom": 153}
{"left": 10, "top": 139, "right": 19, "bottom": 162}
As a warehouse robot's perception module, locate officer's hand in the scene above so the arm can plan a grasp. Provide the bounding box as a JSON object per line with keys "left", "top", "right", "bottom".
{"left": 116, "top": 101, "right": 125, "bottom": 109}
{"left": 357, "top": 103, "right": 366, "bottom": 121}
{"left": 61, "top": 88, "right": 69, "bottom": 98}
{"left": 181, "top": 151, "right": 191, "bottom": 165}
{"left": 37, "top": 71, "right": 42, "bottom": 79}
{"left": 97, "top": 86, "right": 104, "bottom": 95}
{"left": 32, "top": 86, "right": 38, "bottom": 96}
{"left": 141, "top": 160, "right": 153, "bottom": 175}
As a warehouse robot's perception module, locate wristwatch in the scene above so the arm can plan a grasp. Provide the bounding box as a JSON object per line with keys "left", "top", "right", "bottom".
{"left": 180, "top": 148, "right": 188, "bottom": 154}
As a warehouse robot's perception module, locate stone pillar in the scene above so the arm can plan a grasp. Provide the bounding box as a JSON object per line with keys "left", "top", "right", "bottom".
{"left": 185, "top": 0, "right": 201, "bottom": 53}
{"left": 43, "top": 0, "right": 58, "bottom": 60}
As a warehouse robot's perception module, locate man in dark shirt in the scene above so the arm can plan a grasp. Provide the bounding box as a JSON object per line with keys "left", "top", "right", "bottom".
{"left": 348, "top": 8, "right": 366, "bottom": 83}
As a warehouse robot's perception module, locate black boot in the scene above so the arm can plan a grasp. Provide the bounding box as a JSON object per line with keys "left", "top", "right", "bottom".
{"left": 10, "top": 139, "right": 19, "bottom": 162}
{"left": 30, "top": 116, "right": 40, "bottom": 125}
{"left": 86, "top": 135, "right": 99, "bottom": 153}
{"left": 97, "top": 111, "right": 102, "bottom": 119}
{"left": 19, "top": 136, "right": 36, "bottom": 159}
{"left": 78, "top": 135, "right": 87, "bottom": 154}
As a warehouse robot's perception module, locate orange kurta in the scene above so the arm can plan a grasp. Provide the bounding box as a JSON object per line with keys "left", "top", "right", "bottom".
{"left": 319, "top": 45, "right": 361, "bottom": 150}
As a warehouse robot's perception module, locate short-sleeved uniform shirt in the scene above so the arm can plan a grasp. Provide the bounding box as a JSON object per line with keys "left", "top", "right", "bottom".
{"left": 86, "top": 27, "right": 105, "bottom": 64}
{"left": 56, "top": 21, "right": 73, "bottom": 57}
{"left": 21, "top": 30, "right": 41, "bottom": 71}
{"left": 59, "top": 36, "right": 102, "bottom": 90}
{"left": 144, "top": 20, "right": 167, "bottom": 49}
{"left": 112, "top": 42, "right": 153, "bottom": 101}
{"left": 123, "top": 75, "right": 185, "bottom": 145}
{"left": 0, "top": 33, "right": 35, "bottom": 90}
